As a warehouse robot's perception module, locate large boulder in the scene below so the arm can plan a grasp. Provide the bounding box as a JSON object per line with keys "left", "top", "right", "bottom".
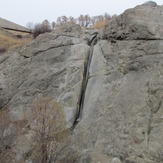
{"left": 0, "top": 2, "right": 163, "bottom": 163}
{"left": 77, "top": 39, "right": 163, "bottom": 162}
{"left": 0, "top": 24, "right": 98, "bottom": 160}
{"left": 0, "top": 24, "right": 97, "bottom": 128}
{"left": 100, "top": 1, "right": 163, "bottom": 40}
{"left": 76, "top": 2, "right": 163, "bottom": 162}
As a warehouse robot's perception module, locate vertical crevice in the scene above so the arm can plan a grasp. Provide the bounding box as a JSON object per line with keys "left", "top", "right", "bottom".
{"left": 146, "top": 82, "right": 153, "bottom": 145}
{"left": 73, "top": 34, "right": 97, "bottom": 127}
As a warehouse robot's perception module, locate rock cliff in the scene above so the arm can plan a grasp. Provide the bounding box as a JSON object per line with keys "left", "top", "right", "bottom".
{"left": 0, "top": 2, "right": 163, "bottom": 163}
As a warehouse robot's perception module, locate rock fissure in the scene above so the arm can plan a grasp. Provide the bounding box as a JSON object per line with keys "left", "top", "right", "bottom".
{"left": 0, "top": 56, "right": 10, "bottom": 64}
{"left": 34, "top": 42, "right": 75, "bottom": 56}
{"left": 73, "top": 34, "right": 97, "bottom": 127}
{"left": 146, "top": 81, "right": 154, "bottom": 145}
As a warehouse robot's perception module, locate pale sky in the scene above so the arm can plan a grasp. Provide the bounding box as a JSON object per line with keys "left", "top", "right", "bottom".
{"left": 0, "top": 0, "right": 163, "bottom": 26}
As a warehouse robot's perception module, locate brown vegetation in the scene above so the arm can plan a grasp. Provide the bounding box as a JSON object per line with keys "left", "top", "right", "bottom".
{"left": 32, "top": 20, "right": 52, "bottom": 38}
{"left": 29, "top": 13, "right": 117, "bottom": 38}
{"left": 24, "top": 95, "right": 79, "bottom": 163}
{"left": 0, "top": 95, "right": 81, "bottom": 162}
{"left": 94, "top": 20, "right": 106, "bottom": 29}
{"left": 54, "top": 13, "right": 116, "bottom": 29}
{"left": 0, "top": 109, "right": 13, "bottom": 163}
{"left": 0, "top": 108, "right": 27, "bottom": 163}
{"left": 0, "top": 28, "right": 32, "bottom": 55}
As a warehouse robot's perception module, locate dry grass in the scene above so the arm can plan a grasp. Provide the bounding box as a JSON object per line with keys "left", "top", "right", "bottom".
{"left": 94, "top": 20, "right": 106, "bottom": 29}
{"left": 0, "top": 28, "right": 32, "bottom": 55}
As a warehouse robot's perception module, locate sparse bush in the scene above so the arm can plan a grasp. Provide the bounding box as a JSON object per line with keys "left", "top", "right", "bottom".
{"left": 32, "top": 20, "right": 52, "bottom": 38}
{"left": 15, "top": 35, "right": 23, "bottom": 39}
{"left": 24, "top": 95, "right": 79, "bottom": 163}
{"left": 94, "top": 20, "right": 106, "bottom": 29}
{"left": 0, "top": 108, "right": 27, "bottom": 163}
{"left": 0, "top": 47, "right": 6, "bottom": 54}
{"left": 26, "top": 22, "right": 34, "bottom": 30}
{"left": 0, "top": 29, "right": 32, "bottom": 54}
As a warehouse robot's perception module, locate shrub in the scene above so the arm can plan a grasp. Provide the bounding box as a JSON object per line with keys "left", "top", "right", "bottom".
{"left": 94, "top": 20, "right": 106, "bottom": 29}
{"left": 0, "top": 30, "right": 32, "bottom": 54}
{"left": 32, "top": 20, "right": 52, "bottom": 38}
{"left": 0, "top": 108, "right": 27, "bottom": 162}
{"left": 15, "top": 35, "right": 23, "bottom": 39}
{"left": 24, "top": 95, "right": 79, "bottom": 163}
{"left": 0, "top": 47, "right": 6, "bottom": 54}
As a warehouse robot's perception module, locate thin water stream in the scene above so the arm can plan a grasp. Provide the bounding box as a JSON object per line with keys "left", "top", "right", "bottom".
{"left": 73, "top": 34, "right": 97, "bottom": 127}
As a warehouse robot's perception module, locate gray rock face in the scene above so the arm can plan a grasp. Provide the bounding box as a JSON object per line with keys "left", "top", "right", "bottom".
{"left": 76, "top": 2, "right": 163, "bottom": 163}
{"left": 78, "top": 39, "right": 163, "bottom": 161}
{"left": 0, "top": 25, "right": 97, "bottom": 128}
{"left": 111, "top": 158, "right": 121, "bottom": 163}
{"left": 100, "top": 2, "right": 163, "bottom": 40}
{"left": 0, "top": 2, "right": 163, "bottom": 163}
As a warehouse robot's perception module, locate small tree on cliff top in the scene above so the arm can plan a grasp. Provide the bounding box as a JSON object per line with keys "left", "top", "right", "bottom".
{"left": 32, "top": 19, "right": 52, "bottom": 38}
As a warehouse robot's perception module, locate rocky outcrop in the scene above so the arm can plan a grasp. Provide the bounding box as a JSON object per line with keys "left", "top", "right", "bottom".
{"left": 0, "top": 2, "right": 163, "bottom": 163}
{"left": 100, "top": 1, "right": 163, "bottom": 40}
{"left": 76, "top": 2, "right": 163, "bottom": 163}
{"left": 0, "top": 24, "right": 98, "bottom": 128}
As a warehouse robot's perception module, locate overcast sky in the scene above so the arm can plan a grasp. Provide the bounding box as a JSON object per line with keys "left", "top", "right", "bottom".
{"left": 0, "top": 0, "right": 162, "bottom": 26}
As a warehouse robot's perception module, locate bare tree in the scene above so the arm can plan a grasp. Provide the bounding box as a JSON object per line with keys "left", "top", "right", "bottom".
{"left": 91, "top": 16, "right": 97, "bottom": 27}
{"left": 97, "top": 15, "right": 104, "bottom": 22}
{"left": 78, "top": 15, "right": 85, "bottom": 27}
{"left": 111, "top": 14, "right": 117, "bottom": 19}
{"left": 91, "top": 13, "right": 113, "bottom": 29}
{"left": 57, "top": 17, "right": 62, "bottom": 26}
{"left": 61, "top": 16, "right": 68, "bottom": 24}
{"left": 84, "top": 14, "right": 91, "bottom": 27}
{"left": 68, "top": 16, "right": 76, "bottom": 25}
{"left": 26, "top": 22, "right": 34, "bottom": 30}
{"left": 42, "top": 19, "right": 52, "bottom": 31}
{"left": 52, "top": 21, "right": 56, "bottom": 30}
{"left": 32, "top": 20, "right": 52, "bottom": 38}
{"left": 94, "top": 20, "right": 106, "bottom": 29}
{"left": 104, "top": 13, "right": 111, "bottom": 23}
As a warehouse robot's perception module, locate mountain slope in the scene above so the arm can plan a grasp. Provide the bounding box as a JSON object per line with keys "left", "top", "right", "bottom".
{"left": 0, "top": 17, "right": 30, "bottom": 33}
{"left": 0, "top": 27, "right": 32, "bottom": 54}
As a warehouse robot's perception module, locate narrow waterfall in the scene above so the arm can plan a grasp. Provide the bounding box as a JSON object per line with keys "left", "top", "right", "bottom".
{"left": 73, "top": 34, "right": 97, "bottom": 127}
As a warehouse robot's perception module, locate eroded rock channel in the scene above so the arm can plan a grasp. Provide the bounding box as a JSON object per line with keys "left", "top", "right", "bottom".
{"left": 73, "top": 33, "right": 97, "bottom": 126}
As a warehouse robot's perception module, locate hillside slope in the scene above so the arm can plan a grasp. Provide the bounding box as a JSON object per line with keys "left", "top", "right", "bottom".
{"left": 0, "top": 27, "right": 32, "bottom": 54}
{"left": 0, "top": 17, "right": 30, "bottom": 33}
